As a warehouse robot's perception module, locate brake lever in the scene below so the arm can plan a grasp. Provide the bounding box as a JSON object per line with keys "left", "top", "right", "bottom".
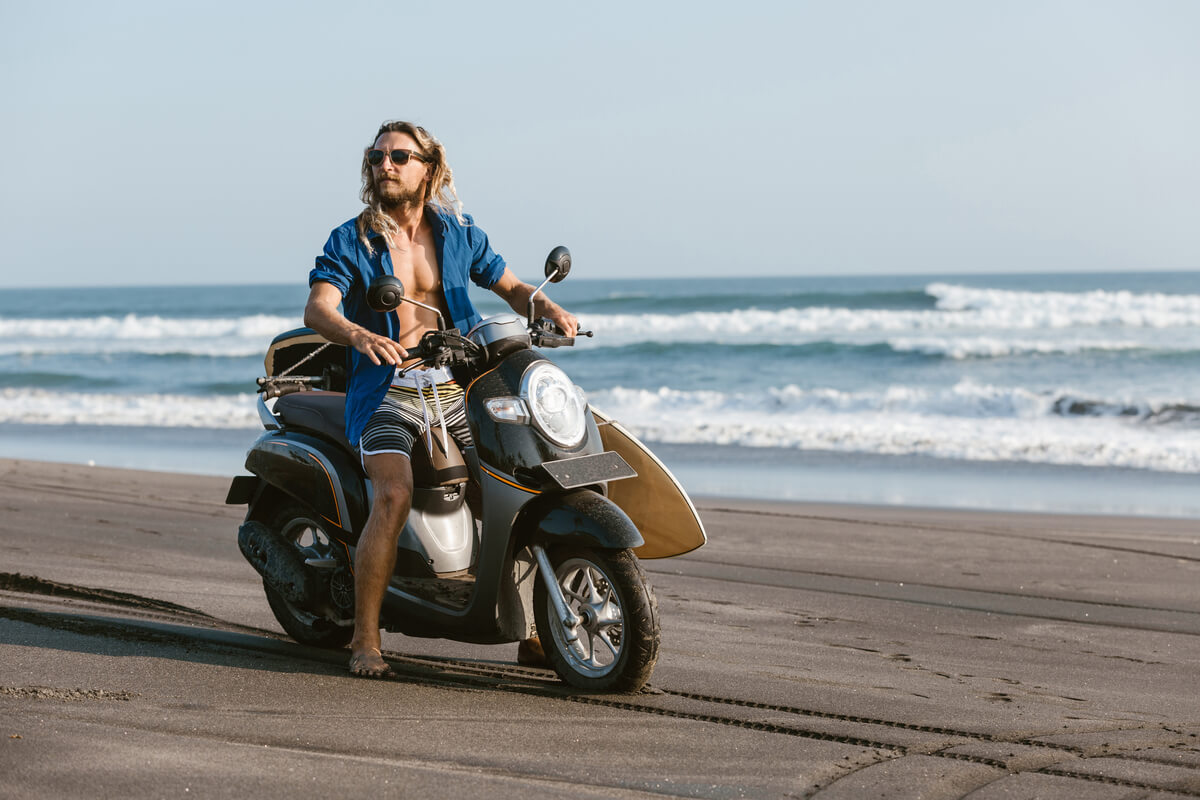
{"left": 396, "top": 330, "right": 481, "bottom": 375}
{"left": 532, "top": 318, "right": 592, "bottom": 347}
{"left": 393, "top": 335, "right": 433, "bottom": 375}
{"left": 395, "top": 357, "right": 434, "bottom": 378}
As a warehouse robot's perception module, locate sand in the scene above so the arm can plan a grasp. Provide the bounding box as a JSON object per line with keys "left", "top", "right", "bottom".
{"left": 1, "top": 457, "right": 1198, "bottom": 798}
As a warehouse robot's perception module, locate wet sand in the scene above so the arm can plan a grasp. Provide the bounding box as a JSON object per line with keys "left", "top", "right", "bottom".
{"left": 1, "top": 457, "right": 1198, "bottom": 798}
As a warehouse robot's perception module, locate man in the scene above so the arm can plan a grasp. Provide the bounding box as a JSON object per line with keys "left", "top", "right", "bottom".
{"left": 305, "top": 120, "right": 577, "bottom": 677}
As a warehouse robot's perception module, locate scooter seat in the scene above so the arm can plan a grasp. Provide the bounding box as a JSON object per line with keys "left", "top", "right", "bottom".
{"left": 272, "top": 391, "right": 469, "bottom": 488}
{"left": 273, "top": 391, "right": 354, "bottom": 453}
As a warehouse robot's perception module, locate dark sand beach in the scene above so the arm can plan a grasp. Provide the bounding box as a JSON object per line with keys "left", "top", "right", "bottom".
{"left": 1, "top": 457, "right": 1198, "bottom": 798}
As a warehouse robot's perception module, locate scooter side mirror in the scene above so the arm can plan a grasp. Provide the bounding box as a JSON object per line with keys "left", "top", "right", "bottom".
{"left": 544, "top": 246, "right": 571, "bottom": 283}
{"left": 527, "top": 245, "right": 572, "bottom": 325}
{"left": 367, "top": 276, "right": 406, "bottom": 312}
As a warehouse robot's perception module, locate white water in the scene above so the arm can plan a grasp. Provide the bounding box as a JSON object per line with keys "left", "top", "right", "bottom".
{"left": 585, "top": 383, "right": 1200, "bottom": 473}
{"left": 8, "top": 284, "right": 1200, "bottom": 357}
{"left": 5, "top": 382, "right": 1200, "bottom": 474}
{"left": 6, "top": 279, "right": 1200, "bottom": 476}
{"left": 0, "top": 388, "right": 260, "bottom": 428}
{"left": 0, "top": 313, "right": 299, "bottom": 357}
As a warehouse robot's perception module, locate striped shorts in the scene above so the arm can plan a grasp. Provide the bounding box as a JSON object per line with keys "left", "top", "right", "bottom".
{"left": 359, "top": 368, "right": 472, "bottom": 460}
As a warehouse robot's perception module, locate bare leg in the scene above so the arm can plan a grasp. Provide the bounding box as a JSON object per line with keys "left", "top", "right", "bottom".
{"left": 349, "top": 452, "right": 413, "bottom": 678}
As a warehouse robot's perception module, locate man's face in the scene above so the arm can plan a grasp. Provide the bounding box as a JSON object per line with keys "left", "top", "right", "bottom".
{"left": 370, "top": 131, "right": 429, "bottom": 210}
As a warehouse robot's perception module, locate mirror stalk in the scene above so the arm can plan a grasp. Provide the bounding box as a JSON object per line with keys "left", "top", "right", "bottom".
{"left": 527, "top": 270, "right": 560, "bottom": 326}
{"left": 366, "top": 276, "right": 447, "bottom": 329}
{"left": 527, "top": 246, "right": 572, "bottom": 325}
{"left": 402, "top": 297, "right": 447, "bottom": 331}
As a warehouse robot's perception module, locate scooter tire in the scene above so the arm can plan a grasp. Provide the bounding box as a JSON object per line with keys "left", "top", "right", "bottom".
{"left": 264, "top": 582, "right": 353, "bottom": 649}
{"left": 253, "top": 502, "right": 353, "bottom": 650}
{"left": 533, "top": 546, "right": 660, "bottom": 693}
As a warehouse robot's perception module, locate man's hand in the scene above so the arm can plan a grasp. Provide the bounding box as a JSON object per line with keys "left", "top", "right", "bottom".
{"left": 490, "top": 268, "right": 579, "bottom": 337}
{"left": 305, "top": 281, "right": 408, "bottom": 365}
{"left": 539, "top": 299, "right": 579, "bottom": 338}
{"left": 349, "top": 328, "right": 408, "bottom": 366}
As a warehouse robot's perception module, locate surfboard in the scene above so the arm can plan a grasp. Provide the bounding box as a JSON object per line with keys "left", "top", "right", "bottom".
{"left": 591, "top": 408, "right": 706, "bottom": 559}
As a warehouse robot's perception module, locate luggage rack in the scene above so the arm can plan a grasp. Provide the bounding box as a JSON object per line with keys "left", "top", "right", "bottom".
{"left": 259, "top": 327, "right": 348, "bottom": 397}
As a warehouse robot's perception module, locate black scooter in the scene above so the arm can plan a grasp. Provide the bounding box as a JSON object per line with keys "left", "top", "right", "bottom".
{"left": 227, "top": 248, "right": 661, "bottom": 692}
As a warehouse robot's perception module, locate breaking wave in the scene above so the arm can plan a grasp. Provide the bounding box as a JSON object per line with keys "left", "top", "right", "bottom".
{"left": 586, "top": 383, "right": 1200, "bottom": 473}
{"left": 7, "top": 381, "right": 1200, "bottom": 472}
{"left": 7, "top": 283, "right": 1200, "bottom": 356}
{"left": 0, "top": 389, "right": 260, "bottom": 428}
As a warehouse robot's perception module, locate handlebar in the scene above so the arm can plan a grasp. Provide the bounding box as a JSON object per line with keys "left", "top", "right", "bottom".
{"left": 257, "top": 375, "right": 324, "bottom": 398}
{"left": 530, "top": 317, "right": 593, "bottom": 348}
{"left": 395, "top": 328, "right": 482, "bottom": 377}
{"left": 258, "top": 317, "right": 596, "bottom": 395}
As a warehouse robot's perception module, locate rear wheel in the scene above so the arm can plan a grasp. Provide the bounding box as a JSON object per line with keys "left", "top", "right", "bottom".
{"left": 533, "top": 546, "right": 659, "bottom": 692}
{"left": 253, "top": 503, "right": 354, "bottom": 649}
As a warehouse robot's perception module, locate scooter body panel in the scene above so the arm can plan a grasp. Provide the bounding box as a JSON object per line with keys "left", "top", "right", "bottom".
{"left": 467, "top": 349, "right": 605, "bottom": 482}
{"left": 243, "top": 430, "right": 367, "bottom": 536}
{"left": 516, "top": 489, "right": 644, "bottom": 552}
{"left": 394, "top": 486, "right": 476, "bottom": 575}
{"left": 379, "top": 466, "right": 540, "bottom": 643}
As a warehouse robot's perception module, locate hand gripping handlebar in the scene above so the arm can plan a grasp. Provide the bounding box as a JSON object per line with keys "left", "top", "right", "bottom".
{"left": 396, "top": 329, "right": 482, "bottom": 376}
{"left": 529, "top": 317, "right": 593, "bottom": 348}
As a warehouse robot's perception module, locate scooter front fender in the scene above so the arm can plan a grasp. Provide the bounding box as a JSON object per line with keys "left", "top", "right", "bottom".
{"left": 516, "top": 489, "right": 644, "bottom": 552}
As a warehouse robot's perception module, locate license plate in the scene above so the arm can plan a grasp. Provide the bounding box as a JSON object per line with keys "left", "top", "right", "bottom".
{"left": 541, "top": 451, "right": 637, "bottom": 490}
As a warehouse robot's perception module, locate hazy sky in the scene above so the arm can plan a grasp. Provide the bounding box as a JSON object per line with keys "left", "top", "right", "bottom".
{"left": 3, "top": 1, "right": 1197, "bottom": 287}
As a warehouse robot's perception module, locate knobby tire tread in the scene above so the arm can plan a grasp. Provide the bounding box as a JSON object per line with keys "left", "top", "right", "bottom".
{"left": 535, "top": 546, "right": 660, "bottom": 693}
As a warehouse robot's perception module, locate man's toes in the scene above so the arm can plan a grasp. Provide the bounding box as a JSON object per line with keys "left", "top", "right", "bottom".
{"left": 349, "top": 649, "right": 394, "bottom": 678}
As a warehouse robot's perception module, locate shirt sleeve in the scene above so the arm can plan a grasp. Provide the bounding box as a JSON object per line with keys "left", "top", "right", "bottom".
{"left": 464, "top": 215, "right": 507, "bottom": 289}
{"left": 308, "top": 227, "right": 354, "bottom": 297}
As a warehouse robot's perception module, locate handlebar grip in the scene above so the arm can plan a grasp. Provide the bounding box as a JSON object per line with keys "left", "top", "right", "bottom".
{"left": 533, "top": 332, "right": 575, "bottom": 348}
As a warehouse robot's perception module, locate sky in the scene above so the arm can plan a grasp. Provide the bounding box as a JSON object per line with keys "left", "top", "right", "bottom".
{"left": 2, "top": 1, "right": 1198, "bottom": 287}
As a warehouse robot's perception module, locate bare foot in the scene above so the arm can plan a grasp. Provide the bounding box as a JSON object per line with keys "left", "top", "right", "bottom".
{"left": 348, "top": 647, "right": 394, "bottom": 678}
{"left": 517, "top": 636, "right": 548, "bottom": 667}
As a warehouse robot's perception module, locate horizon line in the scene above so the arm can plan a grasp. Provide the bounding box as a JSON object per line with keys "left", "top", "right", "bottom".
{"left": 7, "top": 266, "right": 1200, "bottom": 292}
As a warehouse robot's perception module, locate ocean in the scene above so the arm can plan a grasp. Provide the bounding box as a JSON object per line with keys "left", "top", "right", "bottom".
{"left": 4, "top": 272, "right": 1200, "bottom": 518}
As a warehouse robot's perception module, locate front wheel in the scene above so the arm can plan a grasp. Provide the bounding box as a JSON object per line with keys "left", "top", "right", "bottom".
{"left": 533, "top": 546, "right": 660, "bottom": 692}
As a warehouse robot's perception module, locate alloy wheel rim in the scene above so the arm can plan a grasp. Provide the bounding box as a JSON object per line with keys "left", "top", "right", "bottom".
{"left": 549, "top": 557, "right": 625, "bottom": 677}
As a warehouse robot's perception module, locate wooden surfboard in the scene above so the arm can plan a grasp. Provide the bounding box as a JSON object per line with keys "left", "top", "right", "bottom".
{"left": 592, "top": 408, "right": 706, "bottom": 559}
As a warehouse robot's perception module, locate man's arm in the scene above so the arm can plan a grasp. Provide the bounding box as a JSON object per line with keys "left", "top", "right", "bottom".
{"left": 304, "top": 281, "right": 408, "bottom": 366}
{"left": 489, "top": 268, "right": 579, "bottom": 337}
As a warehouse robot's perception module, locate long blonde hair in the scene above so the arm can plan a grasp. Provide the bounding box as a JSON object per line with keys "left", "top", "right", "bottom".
{"left": 356, "top": 120, "right": 465, "bottom": 253}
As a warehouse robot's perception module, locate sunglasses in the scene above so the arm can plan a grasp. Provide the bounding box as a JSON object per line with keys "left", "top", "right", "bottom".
{"left": 366, "top": 148, "right": 431, "bottom": 167}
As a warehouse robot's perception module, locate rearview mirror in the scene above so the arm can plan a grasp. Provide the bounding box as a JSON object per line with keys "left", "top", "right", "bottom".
{"left": 367, "top": 276, "right": 406, "bottom": 312}
{"left": 544, "top": 246, "right": 571, "bottom": 282}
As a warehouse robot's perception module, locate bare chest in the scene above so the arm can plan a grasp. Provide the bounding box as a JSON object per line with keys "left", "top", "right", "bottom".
{"left": 387, "top": 233, "right": 441, "bottom": 302}
{"left": 386, "top": 230, "right": 448, "bottom": 344}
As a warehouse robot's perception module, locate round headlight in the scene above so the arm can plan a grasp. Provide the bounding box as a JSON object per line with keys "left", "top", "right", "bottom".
{"left": 522, "top": 363, "right": 587, "bottom": 447}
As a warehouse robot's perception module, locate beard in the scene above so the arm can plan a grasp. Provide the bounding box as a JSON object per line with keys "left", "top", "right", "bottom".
{"left": 374, "top": 176, "right": 424, "bottom": 211}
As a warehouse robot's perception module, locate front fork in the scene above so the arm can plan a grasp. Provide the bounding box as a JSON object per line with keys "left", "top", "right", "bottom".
{"left": 531, "top": 544, "right": 581, "bottom": 644}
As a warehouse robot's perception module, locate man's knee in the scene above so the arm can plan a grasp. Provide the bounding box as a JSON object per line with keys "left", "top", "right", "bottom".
{"left": 372, "top": 480, "right": 412, "bottom": 516}
{"left": 364, "top": 454, "right": 414, "bottom": 524}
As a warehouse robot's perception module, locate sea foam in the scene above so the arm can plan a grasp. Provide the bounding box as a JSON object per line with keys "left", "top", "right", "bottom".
{"left": 586, "top": 383, "right": 1200, "bottom": 473}
{"left": 0, "top": 388, "right": 260, "bottom": 428}
{"left": 7, "top": 282, "right": 1200, "bottom": 356}
{"left": 0, "top": 313, "right": 300, "bottom": 357}
{"left": 5, "top": 379, "right": 1200, "bottom": 473}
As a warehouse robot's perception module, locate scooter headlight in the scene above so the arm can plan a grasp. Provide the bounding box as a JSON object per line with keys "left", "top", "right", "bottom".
{"left": 522, "top": 363, "right": 588, "bottom": 447}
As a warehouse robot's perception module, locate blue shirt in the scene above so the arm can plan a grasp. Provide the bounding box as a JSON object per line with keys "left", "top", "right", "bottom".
{"left": 308, "top": 208, "right": 507, "bottom": 447}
